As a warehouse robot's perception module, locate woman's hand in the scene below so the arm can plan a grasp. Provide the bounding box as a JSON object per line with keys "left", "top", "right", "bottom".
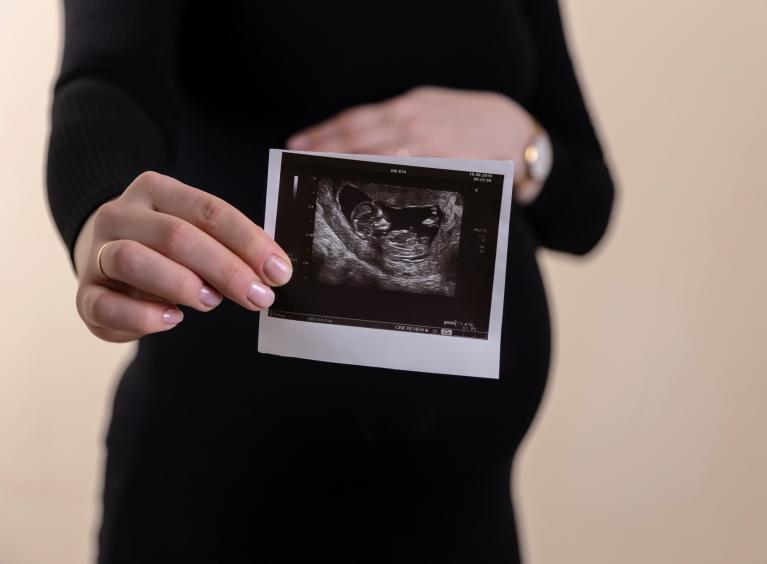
{"left": 287, "top": 86, "right": 537, "bottom": 185}
{"left": 73, "top": 171, "right": 293, "bottom": 342}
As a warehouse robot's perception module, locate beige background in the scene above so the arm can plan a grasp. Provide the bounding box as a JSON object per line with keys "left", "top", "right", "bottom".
{"left": 1, "top": 1, "right": 765, "bottom": 562}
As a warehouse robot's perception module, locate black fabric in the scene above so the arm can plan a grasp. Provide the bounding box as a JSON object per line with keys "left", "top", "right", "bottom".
{"left": 46, "top": 1, "right": 615, "bottom": 562}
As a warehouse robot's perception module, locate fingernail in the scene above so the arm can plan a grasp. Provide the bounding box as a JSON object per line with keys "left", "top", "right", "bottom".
{"left": 162, "top": 308, "right": 184, "bottom": 325}
{"left": 199, "top": 285, "right": 223, "bottom": 308}
{"left": 247, "top": 281, "right": 275, "bottom": 309}
{"left": 264, "top": 255, "right": 293, "bottom": 285}
{"left": 287, "top": 135, "right": 307, "bottom": 150}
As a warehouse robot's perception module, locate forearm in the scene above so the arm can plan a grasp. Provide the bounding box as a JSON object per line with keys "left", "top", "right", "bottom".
{"left": 47, "top": 0, "right": 181, "bottom": 268}
{"left": 518, "top": 0, "right": 616, "bottom": 255}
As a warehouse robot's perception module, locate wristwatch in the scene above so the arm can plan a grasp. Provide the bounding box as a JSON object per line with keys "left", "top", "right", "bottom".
{"left": 517, "top": 124, "right": 553, "bottom": 204}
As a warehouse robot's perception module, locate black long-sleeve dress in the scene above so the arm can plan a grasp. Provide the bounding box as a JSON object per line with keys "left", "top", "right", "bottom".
{"left": 47, "top": 1, "right": 615, "bottom": 562}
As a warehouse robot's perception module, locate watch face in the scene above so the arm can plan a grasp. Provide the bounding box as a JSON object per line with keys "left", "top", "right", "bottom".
{"left": 528, "top": 132, "right": 553, "bottom": 183}
{"left": 524, "top": 145, "right": 540, "bottom": 167}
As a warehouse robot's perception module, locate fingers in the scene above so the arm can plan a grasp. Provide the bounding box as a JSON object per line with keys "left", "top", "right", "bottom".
{"left": 305, "top": 125, "right": 404, "bottom": 155}
{"left": 285, "top": 88, "right": 472, "bottom": 157}
{"left": 96, "top": 239, "right": 223, "bottom": 312}
{"left": 89, "top": 326, "right": 144, "bottom": 344}
{"left": 125, "top": 172, "right": 293, "bottom": 287}
{"left": 99, "top": 205, "right": 276, "bottom": 311}
{"left": 287, "top": 104, "right": 386, "bottom": 150}
{"left": 77, "top": 283, "right": 184, "bottom": 340}
{"left": 77, "top": 171, "right": 296, "bottom": 342}
{"left": 287, "top": 100, "right": 414, "bottom": 154}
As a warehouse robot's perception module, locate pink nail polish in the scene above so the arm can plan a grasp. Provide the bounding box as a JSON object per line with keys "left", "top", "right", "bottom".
{"left": 199, "top": 285, "right": 223, "bottom": 308}
{"left": 264, "top": 255, "right": 293, "bottom": 285}
{"left": 247, "top": 282, "right": 275, "bottom": 309}
{"left": 162, "top": 308, "right": 184, "bottom": 325}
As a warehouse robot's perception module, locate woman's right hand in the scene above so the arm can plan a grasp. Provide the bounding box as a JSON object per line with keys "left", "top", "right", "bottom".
{"left": 73, "top": 171, "right": 293, "bottom": 343}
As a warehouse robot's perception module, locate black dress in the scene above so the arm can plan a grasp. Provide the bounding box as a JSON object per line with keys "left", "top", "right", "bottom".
{"left": 47, "top": 1, "right": 615, "bottom": 562}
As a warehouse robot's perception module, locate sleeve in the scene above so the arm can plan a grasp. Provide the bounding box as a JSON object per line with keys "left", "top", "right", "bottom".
{"left": 520, "top": 0, "right": 616, "bottom": 255}
{"left": 46, "top": 0, "right": 182, "bottom": 265}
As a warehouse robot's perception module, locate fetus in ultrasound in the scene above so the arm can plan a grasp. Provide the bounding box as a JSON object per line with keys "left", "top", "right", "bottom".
{"left": 312, "top": 179, "right": 463, "bottom": 296}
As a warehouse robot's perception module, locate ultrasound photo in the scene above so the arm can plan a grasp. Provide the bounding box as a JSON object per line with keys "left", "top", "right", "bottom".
{"left": 311, "top": 179, "right": 464, "bottom": 296}
{"left": 260, "top": 150, "right": 514, "bottom": 379}
{"left": 258, "top": 150, "right": 514, "bottom": 378}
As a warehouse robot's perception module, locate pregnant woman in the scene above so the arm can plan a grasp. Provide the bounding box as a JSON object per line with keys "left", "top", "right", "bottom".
{"left": 47, "top": 0, "right": 614, "bottom": 562}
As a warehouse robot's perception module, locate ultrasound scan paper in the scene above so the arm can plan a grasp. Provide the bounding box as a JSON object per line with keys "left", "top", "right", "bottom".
{"left": 258, "top": 150, "right": 514, "bottom": 379}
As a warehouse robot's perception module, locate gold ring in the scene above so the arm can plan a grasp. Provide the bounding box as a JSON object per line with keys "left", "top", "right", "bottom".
{"left": 96, "top": 240, "right": 115, "bottom": 279}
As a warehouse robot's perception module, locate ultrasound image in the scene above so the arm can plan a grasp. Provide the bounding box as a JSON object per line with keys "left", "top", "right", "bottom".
{"left": 312, "top": 179, "right": 463, "bottom": 296}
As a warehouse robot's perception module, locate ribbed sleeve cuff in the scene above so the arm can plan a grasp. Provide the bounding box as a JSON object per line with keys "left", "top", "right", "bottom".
{"left": 524, "top": 133, "right": 572, "bottom": 222}
{"left": 523, "top": 132, "right": 614, "bottom": 255}
{"left": 46, "top": 78, "right": 170, "bottom": 268}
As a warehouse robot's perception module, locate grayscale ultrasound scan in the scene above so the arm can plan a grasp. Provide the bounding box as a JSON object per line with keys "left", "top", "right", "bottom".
{"left": 268, "top": 152, "right": 506, "bottom": 340}
{"left": 312, "top": 179, "right": 463, "bottom": 296}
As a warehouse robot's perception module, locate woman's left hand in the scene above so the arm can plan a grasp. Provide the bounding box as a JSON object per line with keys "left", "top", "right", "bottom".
{"left": 286, "top": 86, "right": 536, "bottom": 185}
